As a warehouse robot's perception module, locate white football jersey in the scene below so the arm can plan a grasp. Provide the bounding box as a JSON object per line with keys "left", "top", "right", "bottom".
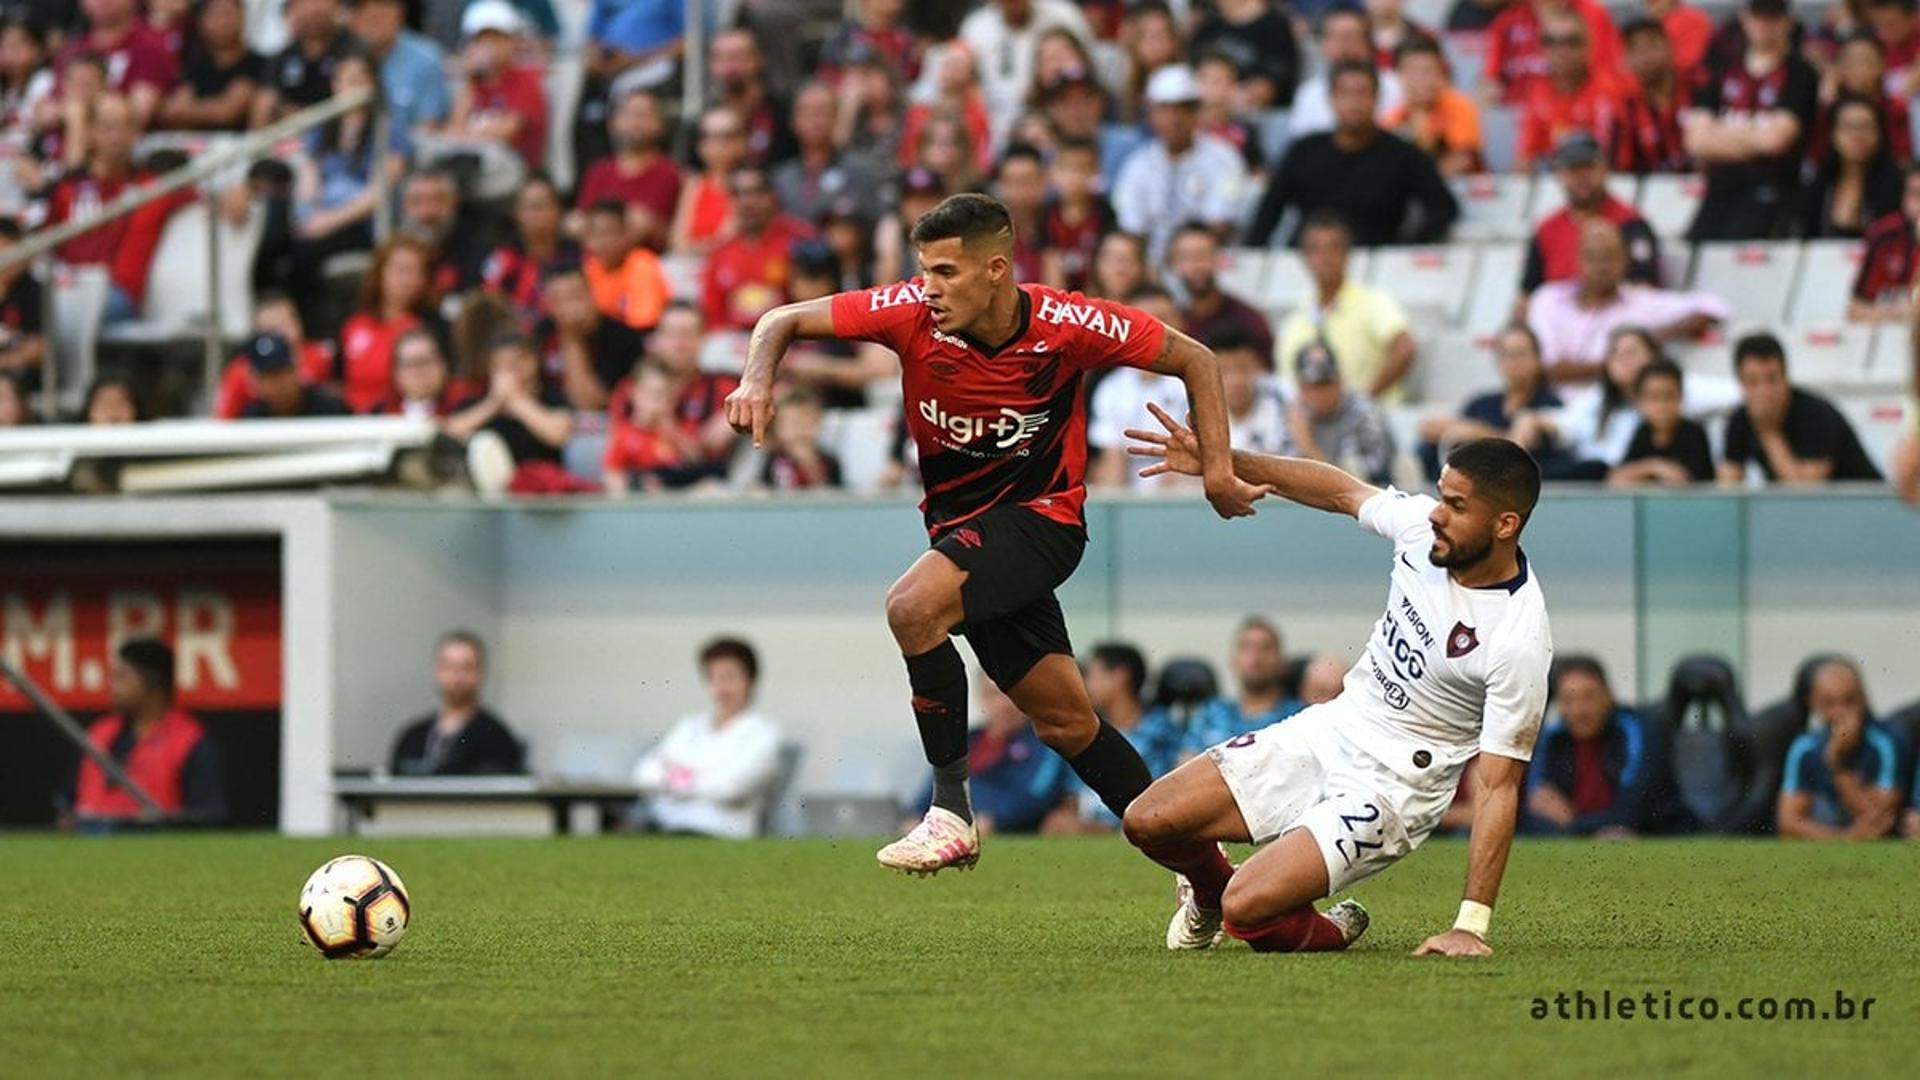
{"left": 1336, "top": 489, "right": 1554, "bottom": 780}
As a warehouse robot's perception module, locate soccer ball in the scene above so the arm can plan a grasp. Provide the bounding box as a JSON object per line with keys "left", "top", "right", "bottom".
{"left": 298, "top": 855, "right": 411, "bottom": 959}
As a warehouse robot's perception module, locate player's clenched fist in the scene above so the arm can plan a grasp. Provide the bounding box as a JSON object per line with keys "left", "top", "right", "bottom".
{"left": 725, "top": 381, "right": 776, "bottom": 448}
{"left": 1413, "top": 929, "right": 1492, "bottom": 957}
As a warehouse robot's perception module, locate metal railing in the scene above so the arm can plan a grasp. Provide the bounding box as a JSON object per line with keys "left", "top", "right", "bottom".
{"left": 1, "top": 88, "right": 380, "bottom": 417}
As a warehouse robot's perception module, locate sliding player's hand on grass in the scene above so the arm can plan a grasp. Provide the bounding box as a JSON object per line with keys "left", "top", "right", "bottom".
{"left": 724, "top": 381, "right": 776, "bottom": 448}
{"left": 1127, "top": 402, "right": 1273, "bottom": 517}
{"left": 1413, "top": 928, "right": 1492, "bottom": 958}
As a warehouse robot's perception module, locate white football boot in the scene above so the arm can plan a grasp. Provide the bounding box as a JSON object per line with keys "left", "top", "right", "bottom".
{"left": 876, "top": 806, "right": 981, "bottom": 876}
{"left": 1165, "top": 872, "right": 1226, "bottom": 950}
{"left": 1321, "top": 898, "right": 1371, "bottom": 948}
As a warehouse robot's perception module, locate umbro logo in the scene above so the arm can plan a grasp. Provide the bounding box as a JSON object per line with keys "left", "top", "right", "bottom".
{"left": 950, "top": 527, "right": 983, "bottom": 550}
{"left": 927, "top": 360, "right": 961, "bottom": 380}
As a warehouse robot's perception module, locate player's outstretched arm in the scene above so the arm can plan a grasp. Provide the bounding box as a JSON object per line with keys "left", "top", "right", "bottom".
{"left": 1147, "top": 325, "right": 1270, "bottom": 519}
{"left": 1126, "top": 402, "right": 1378, "bottom": 518}
{"left": 725, "top": 296, "right": 837, "bottom": 447}
{"left": 1413, "top": 754, "right": 1526, "bottom": 958}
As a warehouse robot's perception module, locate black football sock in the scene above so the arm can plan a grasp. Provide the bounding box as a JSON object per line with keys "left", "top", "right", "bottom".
{"left": 905, "top": 641, "right": 972, "bottom": 823}
{"left": 1067, "top": 719, "right": 1154, "bottom": 821}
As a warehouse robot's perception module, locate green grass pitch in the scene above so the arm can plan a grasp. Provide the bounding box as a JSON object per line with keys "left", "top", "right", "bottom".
{"left": 1, "top": 835, "right": 1912, "bottom": 1078}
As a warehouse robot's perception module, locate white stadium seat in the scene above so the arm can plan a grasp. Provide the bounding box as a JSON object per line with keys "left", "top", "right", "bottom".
{"left": 1782, "top": 325, "right": 1876, "bottom": 388}
{"left": 1216, "top": 248, "right": 1268, "bottom": 303}
{"left": 1636, "top": 174, "right": 1706, "bottom": 239}
{"left": 1462, "top": 242, "right": 1526, "bottom": 334}
{"left": 1527, "top": 175, "right": 1640, "bottom": 225}
{"left": 1409, "top": 328, "right": 1497, "bottom": 411}
{"left": 1864, "top": 324, "right": 1917, "bottom": 389}
{"left": 1785, "top": 239, "right": 1866, "bottom": 327}
{"left": 1450, "top": 174, "right": 1534, "bottom": 241}
{"left": 1691, "top": 241, "right": 1802, "bottom": 329}
{"left": 1830, "top": 393, "right": 1911, "bottom": 474}
{"left": 1440, "top": 31, "right": 1488, "bottom": 97}
{"left": 1257, "top": 248, "right": 1374, "bottom": 321}
{"left": 1368, "top": 245, "right": 1476, "bottom": 325}
{"left": 1480, "top": 106, "right": 1520, "bottom": 175}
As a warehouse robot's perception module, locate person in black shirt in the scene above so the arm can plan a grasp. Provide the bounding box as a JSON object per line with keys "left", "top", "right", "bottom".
{"left": 1188, "top": 0, "right": 1301, "bottom": 108}
{"left": 389, "top": 630, "right": 527, "bottom": 776}
{"left": 0, "top": 216, "right": 45, "bottom": 384}
{"left": 1683, "top": 0, "right": 1819, "bottom": 240}
{"left": 238, "top": 332, "right": 351, "bottom": 417}
{"left": 158, "top": 0, "right": 262, "bottom": 130}
{"left": 252, "top": 0, "right": 359, "bottom": 127}
{"left": 1719, "top": 332, "right": 1884, "bottom": 484}
{"left": 444, "top": 330, "right": 574, "bottom": 465}
{"left": 1246, "top": 61, "right": 1457, "bottom": 247}
{"left": 539, "top": 261, "right": 646, "bottom": 411}
{"left": 1611, "top": 358, "right": 1715, "bottom": 486}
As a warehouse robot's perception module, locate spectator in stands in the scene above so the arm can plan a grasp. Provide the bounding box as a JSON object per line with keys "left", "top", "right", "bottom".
{"left": 59, "top": 0, "right": 177, "bottom": 127}
{"left": 483, "top": 174, "right": 580, "bottom": 330}
{"left": 993, "top": 142, "right": 1048, "bottom": 282}
{"left": 254, "top": 0, "right": 355, "bottom": 127}
{"left": 581, "top": 199, "right": 670, "bottom": 332}
{"left": 446, "top": 332, "right": 574, "bottom": 485}
{"left": 82, "top": 373, "right": 141, "bottom": 424}
{"left": 1526, "top": 655, "right": 1669, "bottom": 836}
{"left": 701, "top": 165, "right": 812, "bottom": 332}
{"left": 606, "top": 301, "right": 738, "bottom": 487}
{"left": 1036, "top": 64, "right": 1141, "bottom": 187}
{"left": 240, "top": 331, "right": 350, "bottom": 418}
{"left": 819, "top": 198, "right": 878, "bottom": 293}
{"left": 1298, "top": 654, "right": 1347, "bottom": 705}
{"left": 629, "top": 636, "right": 785, "bottom": 838}
{"left": 1608, "top": 357, "right": 1715, "bottom": 486}
{"left": 348, "top": 0, "right": 449, "bottom": 150}
{"left": 1814, "top": 32, "right": 1913, "bottom": 166}
{"left": 757, "top": 385, "right": 843, "bottom": 491}
{"left": 1644, "top": 0, "right": 1712, "bottom": 84}
{"left": 1216, "top": 328, "right": 1288, "bottom": 453}
{"left": 1282, "top": 340, "right": 1397, "bottom": 485}
{"left": 959, "top": 0, "right": 1092, "bottom": 148}
{"left": 1274, "top": 211, "right": 1418, "bottom": 402}
{"left": 450, "top": 1, "right": 547, "bottom": 169}
{"left": 398, "top": 166, "right": 482, "bottom": 299}
{"left": 1038, "top": 137, "right": 1111, "bottom": 292}
{"left": 1086, "top": 229, "right": 1150, "bottom": 303}
{"left": 670, "top": 104, "right": 748, "bottom": 256}
{"left": 336, "top": 238, "right": 442, "bottom": 414}
{"left": 1778, "top": 658, "right": 1904, "bottom": 839}
{"left": 1522, "top": 132, "right": 1661, "bottom": 304}
{"left": 1190, "top": 0, "right": 1299, "bottom": 108}
{"left": 1719, "top": 331, "right": 1885, "bottom": 484}
{"left": 1169, "top": 222, "right": 1272, "bottom": 358}
{"left": 31, "top": 50, "right": 106, "bottom": 175}
{"left": 374, "top": 328, "right": 463, "bottom": 418}
{"left": 1383, "top": 35, "right": 1483, "bottom": 177}
{"left": 1843, "top": 170, "right": 1920, "bottom": 320}
{"left": 903, "top": 44, "right": 993, "bottom": 178}
{"left": 1522, "top": 324, "right": 1719, "bottom": 478}
{"left": 1418, "top": 324, "right": 1566, "bottom": 477}
{"left": 1193, "top": 50, "right": 1266, "bottom": 176}
{"left": 0, "top": 216, "right": 44, "bottom": 381}
{"left": 1608, "top": 16, "right": 1690, "bottom": 175}
{"left": 1111, "top": 64, "right": 1250, "bottom": 267}
{"left": 707, "top": 27, "right": 792, "bottom": 167}
{"left": 1802, "top": 95, "right": 1904, "bottom": 239}
{"left": 157, "top": 0, "right": 261, "bottom": 131}
{"left": 575, "top": 0, "right": 683, "bottom": 171}
{"left": 1044, "top": 641, "right": 1185, "bottom": 834}
{"left": 1248, "top": 63, "right": 1458, "bottom": 249}
{"left": 1366, "top": 0, "right": 1431, "bottom": 69}
{"left": 1515, "top": 8, "right": 1627, "bottom": 172}
{"left": 1191, "top": 616, "right": 1302, "bottom": 748}
{"left": 1482, "top": 0, "right": 1625, "bottom": 105}
{"left": 0, "top": 368, "right": 28, "bottom": 426}
{"left": 214, "top": 292, "right": 334, "bottom": 419}
{"left": 1290, "top": 7, "right": 1405, "bottom": 138}
{"left": 1868, "top": 0, "right": 1920, "bottom": 99}
{"left": 836, "top": 44, "right": 907, "bottom": 180}
{"left": 576, "top": 90, "right": 679, "bottom": 252}
{"left": 1089, "top": 285, "right": 1190, "bottom": 489}
{"left": 0, "top": 18, "right": 52, "bottom": 140}
{"left": 68, "top": 639, "right": 225, "bottom": 826}
{"left": 1526, "top": 219, "right": 1727, "bottom": 383}
{"left": 909, "top": 106, "right": 985, "bottom": 202}
{"left": 820, "top": 0, "right": 918, "bottom": 87}
{"left": 1118, "top": 0, "right": 1183, "bottom": 123}
{"left": 390, "top": 630, "right": 526, "bottom": 776}
{"left": 603, "top": 361, "right": 691, "bottom": 494}
{"left": 777, "top": 242, "right": 896, "bottom": 409}
{"left": 1683, "top": 0, "right": 1819, "bottom": 241}
{"left": 279, "top": 50, "right": 404, "bottom": 311}
{"left": 540, "top": 261, "right": 646, "bottom": 411}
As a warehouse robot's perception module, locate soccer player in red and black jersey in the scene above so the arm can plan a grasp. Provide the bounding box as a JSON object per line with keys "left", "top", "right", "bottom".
{"left": 726, "top": 193, "right": 1268, "bottom": 877}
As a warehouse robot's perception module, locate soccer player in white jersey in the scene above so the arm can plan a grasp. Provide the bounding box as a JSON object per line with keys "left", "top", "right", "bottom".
{"left": 1121, "top": 403, "right": 1553, "bottom": 958}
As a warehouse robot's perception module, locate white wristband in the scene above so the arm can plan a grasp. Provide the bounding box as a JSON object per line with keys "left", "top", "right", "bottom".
{"left": 1454, "top": 900, "right": 1492, "bottom": 938}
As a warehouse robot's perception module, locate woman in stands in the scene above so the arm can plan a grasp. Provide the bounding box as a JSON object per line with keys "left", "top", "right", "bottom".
{"left": 279, "top": 47, "right": 401, "bottom": 323}
{"left": 157, "top": 0, "right": 262, "bottom": 131}
{"left": 336, "top": 238, "right": 443, "bottom": 414}
{"left": 1417, "top": 325, "right": 1564, "bottom": 478}
{"left": 899, "top": 43, "right": 991, "bottom": 177}
{"left": 481, "top": 173, "right": 579, "bottom": 331}
{"left": 82, "top": 374, "right": 144, "bottom": 425}
{"left": 669, "top": 104, "right": 748, "bottom": 256}
{"left": 1802, "top": 94, "right": 1904, "bottom": 240}
{"left": 0, "top": 17, "right": 51, "bottom": 140}
{"left": 907, "top": 108, "right": 984, "bottom": 199}
{"left": 1086, "top": 230, "right": 1152, "bottom": 303}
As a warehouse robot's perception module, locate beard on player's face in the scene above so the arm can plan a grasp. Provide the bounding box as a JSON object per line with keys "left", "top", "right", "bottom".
{"left": 1429, "top": 527, "right": 1494, "bottom": 570}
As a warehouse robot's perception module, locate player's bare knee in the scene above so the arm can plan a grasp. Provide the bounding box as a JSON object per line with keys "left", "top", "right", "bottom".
{"left": 1219, "top": 877, "right": 1272, "bottom": 928}
{"left": 884, "top": 581, "right": 945, "bottom": 648}
{"left": 1028, "top": 708, "right": 1094, "bottom": 752}
{"left": 1121, "top": 798, "right": 1171, "bottom": 849}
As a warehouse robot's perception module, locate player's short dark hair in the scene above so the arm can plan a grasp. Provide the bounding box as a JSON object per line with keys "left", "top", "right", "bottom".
{"left": 1089, "top": 642, "right": 1148, "bottom": 699}
{"left": 699, "top": 636, "right": 759, "bottom": 684}
{"left": 1634, "top": 356, "right": 1684, "bottom": 394}
{"left": 1299, "top": 209, "right": 1353, "bottom": 244}
{"left": 1327, "top": 60, "right": 1380, "bottom": 93}
{"left": 1732, "top": 332, "right": 1787, "bottom": 372}
{"left": 909, "top": 192, "right": 1015, "bottom": 252}
{"left": 1552, "top": 654, "right": 1610, "bottom": 694}
{"left": 118, "top": 638, "right": 175, "bottom": 699}
{"left": 1444, "top": 438, "right": 1542, "bottom": 528}
{"left": 436, "top": 629, "right": 486, "bottom": 667}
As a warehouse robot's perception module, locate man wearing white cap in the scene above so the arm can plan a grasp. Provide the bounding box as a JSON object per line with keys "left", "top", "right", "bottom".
{"left": 1111, "top": 64, "right": 1252, "bottom": 268}
{"left": 450, "top": 0, "right": 547, "bottom": 167}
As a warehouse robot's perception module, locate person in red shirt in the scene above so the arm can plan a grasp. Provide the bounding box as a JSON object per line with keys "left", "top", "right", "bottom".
{"left": 1869, "top": 0, "right": 1920, "bottom": 97}
{"left": 1644, "top": 0, "right": 1713, "bottom": 86}
{"left": 1517, "top": 10, "right": 1627, "bottom": 171}
{"left": 482, "top": 174, "right": 581, "bottom": 331}
{"left": 700, "top": 165, "right": 813, "bottom": 331}
{"left": 58, "top": 0, "right": 178, "bottom": 127}
{"left": 214, "top": 291, "right": 336, "bottom": 419}
{"left": 1521, "top": 132, "right": 1662, "bottom": 303}
{"left": 450, "top": 0, "right": 547, "bottom": 168}
{"left": 723, "top": 192, "right": 1260, "bottom": 878}
{"left": 372, "top": 328, "right": 468, "bottom": 418}
{"left": 757, "top": 385, "right": 843, "bottom": 490}
{"left": 1482, "top": 0, "right": 1626, "bottom": 105}
{"left": 1848, "top": 170, "right": 1920, "bottom": 322}
{"left": 1039, "top": 137, "right": 1113, "bottom": 293}
{"left": 47, "top": 93, "right": 194, "bottom": 324}
{"left": 68, "top": 638, "right": 226, "bottom": 827}
{"left": 336, "top": 238, "right": 442, "bottom": 413}
{"left": 1609, "top": 17, "right": 1692, "bottom": 174}
{"left": 574, "top": 89, "right": 680, "bottom": 251}
{"left": 709, "top": 26, "right": 794, "bottom": 167}
{"left": 601, "top": 361, "right": 693, "bottom": 494}
{"left": 602, "top": 303, "right": 738, "bottom": 491}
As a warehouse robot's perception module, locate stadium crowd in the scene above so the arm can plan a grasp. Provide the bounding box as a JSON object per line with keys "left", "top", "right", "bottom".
{"left": 0, "top": 0, "right": 1913, "bottom": 501}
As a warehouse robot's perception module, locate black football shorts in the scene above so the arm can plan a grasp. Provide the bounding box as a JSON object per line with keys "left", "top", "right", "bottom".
{"left": 931, "top": 504, "right": 1087, "bottom": 691}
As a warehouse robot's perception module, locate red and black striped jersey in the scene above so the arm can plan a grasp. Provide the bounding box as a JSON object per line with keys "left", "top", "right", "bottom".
{"left": 830, "top": 280, "right": 1166, "bottom": 537}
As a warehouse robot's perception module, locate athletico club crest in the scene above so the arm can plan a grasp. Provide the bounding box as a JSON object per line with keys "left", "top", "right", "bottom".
{"left": 1446, "top": 622, "right": 1480, "bottom": 659}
